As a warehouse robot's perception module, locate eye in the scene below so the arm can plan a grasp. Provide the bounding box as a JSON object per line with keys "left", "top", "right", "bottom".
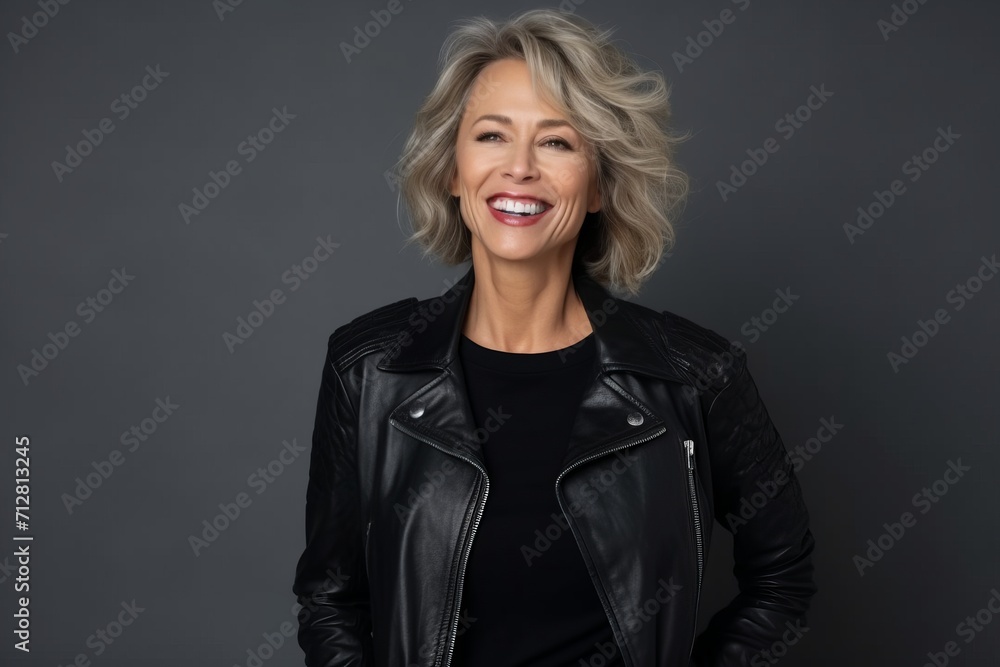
{"left": 474, "top": 131, "right": 573, "bottom": 150}
{"left": 542, "top": 137, "right": 572, "bottom": 150}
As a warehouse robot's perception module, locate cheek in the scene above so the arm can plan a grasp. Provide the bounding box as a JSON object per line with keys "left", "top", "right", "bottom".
{"left": 548, "top": 156, "right": 592, "bottom": 194}
{"left": 454, "top": 150, "right": 494, "bottom": 189}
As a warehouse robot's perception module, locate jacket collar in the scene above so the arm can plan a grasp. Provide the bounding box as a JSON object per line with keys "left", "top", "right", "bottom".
{"left": 377, "top": 263, "right": 685, "bottom": 383}
{"left": 378, "top": 267, "right": 681, "bottom": 472}
{"left": 377, "top": 263, "right": 685, "bottom": 474}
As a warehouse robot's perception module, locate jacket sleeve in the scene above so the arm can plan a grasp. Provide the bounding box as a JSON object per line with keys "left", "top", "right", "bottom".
{"left": 292, "top": 342, "right": 374, "bottom": 666}
{"left": 691, "top": 348, "right": 817, "bottom": 667}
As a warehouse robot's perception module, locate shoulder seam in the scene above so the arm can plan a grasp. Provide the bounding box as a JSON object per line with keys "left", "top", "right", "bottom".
{"left": 327, "top": 296, "right": 417, "bottom": 371}
{"left": 706, "top": 353, "right": 747, "bottom": 418}
{"left": 657, "top": 307, "right": 746, "bottom": 393}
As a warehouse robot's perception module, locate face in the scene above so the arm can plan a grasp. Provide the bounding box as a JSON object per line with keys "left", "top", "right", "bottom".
{"left": 449, "top": 58, "right": 601, "bottom": 268}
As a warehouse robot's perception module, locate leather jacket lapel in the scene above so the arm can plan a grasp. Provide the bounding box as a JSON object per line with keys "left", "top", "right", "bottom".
{"left": 378, "top": 263, "right": 686, "bottom": 470}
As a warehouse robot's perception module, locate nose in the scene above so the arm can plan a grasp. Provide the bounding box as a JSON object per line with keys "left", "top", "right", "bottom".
{"left": 501, "top": 139, "right": 539, "bottom": 181}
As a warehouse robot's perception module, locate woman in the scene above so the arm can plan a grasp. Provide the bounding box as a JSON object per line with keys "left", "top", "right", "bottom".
{"left": 293, "top": 8, "right": 816, "bottom": 667}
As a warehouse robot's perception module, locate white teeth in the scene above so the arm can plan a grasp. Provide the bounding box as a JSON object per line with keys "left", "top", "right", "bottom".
{"left": 490, "top": 198, "right": 548, "bottom": 215}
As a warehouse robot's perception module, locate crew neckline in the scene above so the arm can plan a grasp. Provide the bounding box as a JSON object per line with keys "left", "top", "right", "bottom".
{"left": 459, "top": 332, "right": 596, "bottom": 373}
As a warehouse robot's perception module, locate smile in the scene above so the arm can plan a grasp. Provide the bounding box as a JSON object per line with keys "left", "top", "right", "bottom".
{"left": 486, "top": 196, "right": 551, "bottom": 227}
{"left": 489, "top": 197, "right": 550, "bottom": 215}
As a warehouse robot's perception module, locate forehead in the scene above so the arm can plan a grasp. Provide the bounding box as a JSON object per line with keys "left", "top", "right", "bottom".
{"left": 464, "top": 58, "right": 565, "bottom": 119}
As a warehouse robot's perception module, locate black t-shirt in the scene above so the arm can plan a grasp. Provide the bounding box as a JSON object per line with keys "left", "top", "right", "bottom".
{"left": 450, "top": 330, "right": 625, "bottom": 667}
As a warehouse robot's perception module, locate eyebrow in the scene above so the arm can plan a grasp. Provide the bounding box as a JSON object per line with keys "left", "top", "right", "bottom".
{"left": 471, "top": 114, "right": 573, "bottom": 130}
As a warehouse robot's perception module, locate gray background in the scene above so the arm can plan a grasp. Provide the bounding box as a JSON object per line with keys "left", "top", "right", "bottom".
{"left": 2, "top": 0, "right": 998, "bottom": 665}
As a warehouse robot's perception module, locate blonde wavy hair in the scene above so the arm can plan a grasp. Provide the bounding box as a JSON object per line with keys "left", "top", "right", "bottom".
{"left": 396, "top": 8, "right": 690, "bottom": 296}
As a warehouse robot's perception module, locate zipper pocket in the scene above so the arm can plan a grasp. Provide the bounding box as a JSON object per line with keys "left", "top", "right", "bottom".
{"left": 683, "top": 438, "right": 704, "bottom": 659}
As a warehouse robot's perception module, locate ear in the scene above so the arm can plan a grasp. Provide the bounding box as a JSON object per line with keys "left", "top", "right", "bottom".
{"left": 449, "top": 164, "right": 460, "bottom": 198}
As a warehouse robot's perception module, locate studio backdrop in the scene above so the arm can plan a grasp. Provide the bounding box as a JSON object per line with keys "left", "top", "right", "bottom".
{"left": 1, "top": 0, "right": 997, "bottom": 665}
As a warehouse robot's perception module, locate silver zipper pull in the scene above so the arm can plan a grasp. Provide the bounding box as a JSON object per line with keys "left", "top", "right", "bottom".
{"left": 684, "top": 439, "right": 694, "bottom": 470}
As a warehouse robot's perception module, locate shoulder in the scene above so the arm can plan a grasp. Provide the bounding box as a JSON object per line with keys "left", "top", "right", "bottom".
{"left": 326, "top": 296, "right": 419, "bottom": 372}
{"left": 619, "top": 297, "right": 747, "bottom": 389}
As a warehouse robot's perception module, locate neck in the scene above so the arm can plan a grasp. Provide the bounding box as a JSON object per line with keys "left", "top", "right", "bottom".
{"left": 461, "top": 247, "right": 593, "bottom": 353}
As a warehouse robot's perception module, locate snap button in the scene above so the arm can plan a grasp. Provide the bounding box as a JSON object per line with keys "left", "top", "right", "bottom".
{"left": 626, "top": 411, "right": 643, "bottom": 426}
{"left": 409, "top": 404, "right": 425, "bottom": 418}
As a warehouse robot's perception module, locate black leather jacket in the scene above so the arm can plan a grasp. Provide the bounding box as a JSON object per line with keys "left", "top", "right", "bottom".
{"left": 292, "top": 263, "right": 817, "bottom": 667}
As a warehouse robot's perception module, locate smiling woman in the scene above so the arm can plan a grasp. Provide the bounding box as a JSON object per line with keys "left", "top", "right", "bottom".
{"left": 399, "top": 12, "right": 690, "bottom": 299}
{"left": 292, "top": 8, "right": 817, "bottom": 667}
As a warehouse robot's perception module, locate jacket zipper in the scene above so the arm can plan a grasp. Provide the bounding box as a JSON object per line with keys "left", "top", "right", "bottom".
{"left": 365, "top": 520, "right": 372, "bottom": 569}
{"left": 683, "top": 438, "right": 704, "bottom": 660}
{"left": 365, "top": 519, "right": 373, "bottom": 640}
{"left": 388, "top": 417, "right": 489, "bottom": 667}
{"left": 554, "top": 423, "right": 667, "bottom": 667}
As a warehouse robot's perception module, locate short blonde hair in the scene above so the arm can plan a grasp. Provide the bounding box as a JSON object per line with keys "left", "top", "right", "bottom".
{"left": 397, "top": 8, "right": 690, "bottom": 296}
